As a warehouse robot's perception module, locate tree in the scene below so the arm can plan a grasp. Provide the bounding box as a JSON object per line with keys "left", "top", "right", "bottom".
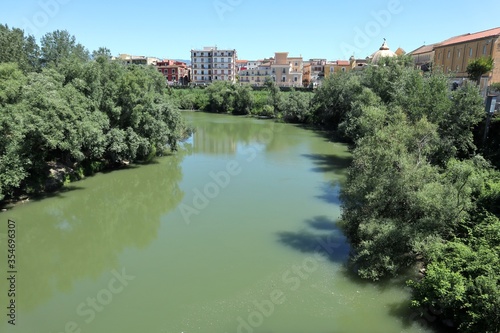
{"left": 92, "top": 47, "right": 112, "bottom": 60}
{"left": 0, "top": 24, "right": 40, "bottom": 72}
{"left": 40, "top": 30, "right": 89, "bottom": 67}
{"left": 0, "top": 27, "right": 188, "bottom": 200}
{"left": 312, "top": 72, "right": 362, "bottom": 129}
{"left": 282, "top": 89, "right": 312, "bottom": 123}
{"left": 264, "top": 77, "right": 283, "bottom": 114}
{"left": 466, "top": 57, "right": 494, "bottom": 84}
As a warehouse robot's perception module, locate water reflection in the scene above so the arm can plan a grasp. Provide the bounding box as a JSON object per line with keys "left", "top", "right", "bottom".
{"left": 0, "top": 150, "right": 186, "bottom": 312}
{"left": 187, "top": 113, "right": 301, "bottom": 155}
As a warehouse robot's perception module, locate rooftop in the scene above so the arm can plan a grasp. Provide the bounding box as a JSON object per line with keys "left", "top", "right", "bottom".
{"left": 409, "top": 43, "right": 439, "bottom": 55}
{"left": 437, "top": 27, "right": 500, "bottom": 47}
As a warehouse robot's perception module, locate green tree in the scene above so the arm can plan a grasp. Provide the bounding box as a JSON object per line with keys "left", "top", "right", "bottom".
{"left": 92, "top": 47, "right": 112, "bottom": 60}
{"left": 40, "top": 30, "right": 89, "bottom": 67}
{"left": 264, "top": 77, "right": 283, "bottom": 114}
{"left": 466, "top": 56, "right": 494, "bottom": 84}
{"left": 312, "top": 72, "right": 362, "bottom": 129}
{"left": 282, "top": 89, "right": 312, "bottom": 123}
{"left": 0, "top": 24, "right": 40, "bottom": 72}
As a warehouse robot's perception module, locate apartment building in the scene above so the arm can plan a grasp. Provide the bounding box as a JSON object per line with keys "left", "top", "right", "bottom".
{"left": 433, "top": 27, "right": 500, "bottom": 90}
{"left": 156, "top": 60, "right": 189, "bottom": 85}
{"left": 190, "top": 46, "right": 237, "bottom": 84}
{"left": 239, "top": 61, "right": 272, "bottom": 86}
{"left": 270, "top": 52, "right": 303, "bottom": 87}
{"left": 303, "top": 62, "right": 311, "bottom": 86}
{"left": 309, "top": 58, "right": 326, "bottom": 84}
{"left": 324, "top": 60, "right": 352, "bottom": 78}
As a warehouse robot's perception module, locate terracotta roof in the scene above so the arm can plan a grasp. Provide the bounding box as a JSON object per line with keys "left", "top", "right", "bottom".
{"left": 236, "top": 60, "right": 247, "bottom": 63}
{"left": 336, "top": 60, "right": 350, "bottom": 66}
{"left": 438, "top": 27, "right": 500, "bottom": 47}
{"left": 409, "top": 43, "right": 439, "bottom": 55}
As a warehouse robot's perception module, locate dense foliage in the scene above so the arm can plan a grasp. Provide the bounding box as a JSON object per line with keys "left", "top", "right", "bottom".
{"left": 314, "top": 56, "right": 499, "bottom": 333}
{"left": 170, "top": 78, "right": 314, "bottom": 120}
{"left": 0, "top": 25, "right": 188, "bottom": 201}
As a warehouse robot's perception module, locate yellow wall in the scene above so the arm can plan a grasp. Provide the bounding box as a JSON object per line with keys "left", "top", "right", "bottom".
{"left": 434, "top": 37, "right": 499, "bottom": 82}
{"left": 324, "top": 63, "right": 351, "bottom": 78}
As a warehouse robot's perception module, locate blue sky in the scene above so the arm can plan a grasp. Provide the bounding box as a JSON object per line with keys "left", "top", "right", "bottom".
{"left": 1, "top": 0, "right": 499, "bottom": 61}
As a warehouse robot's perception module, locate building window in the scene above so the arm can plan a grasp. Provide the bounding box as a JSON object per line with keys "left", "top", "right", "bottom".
{"left": 483, "top": 45, "right": 487, "bottom": 55}
{"left": 469, "top": 48, "right": 473, "bottom": 57}
{"left": 294, "top": 76, "right": 298, "bottom": 82}
{"left": 330, "top": 66, "right": 334, "bottom": 72}
{"left": 227, "top": 58, "right": 231, "bottom": 62}
{"left": 342, "top": 67, "right": 346, "bottom": 72}
{"left": 457, "top": 50, "right": 461, "bottom": 58}
{"left": 282, "top": 68, "right": 286, "bottom": 74}
{"left": 295, "top": 62, "right": 298, "bottom": 66}
{"left": 281, "top": 76, "right": 286, "bottom": 82}
{"left": 438, "top": 52, "right": 441, "bottom": 60}
{"left": 447, "top": 51, "right": 451, "bottom": 58}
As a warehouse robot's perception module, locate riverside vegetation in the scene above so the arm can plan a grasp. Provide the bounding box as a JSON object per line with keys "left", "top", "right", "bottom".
{"left": 0, "top": 26, "right": 189, "bottom": 202}
{"left": 1, "top": 25, "right": 499, "bottom": 333}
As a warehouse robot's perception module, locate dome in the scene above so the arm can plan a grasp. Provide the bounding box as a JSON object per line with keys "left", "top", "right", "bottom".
{"left": 371, "top": 39, "right": 397, "bottom": 65}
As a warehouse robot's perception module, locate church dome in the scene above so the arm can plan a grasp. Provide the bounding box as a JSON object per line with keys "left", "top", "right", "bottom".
{"left": 371, "top": 39, "right": 397, "bottom": 64}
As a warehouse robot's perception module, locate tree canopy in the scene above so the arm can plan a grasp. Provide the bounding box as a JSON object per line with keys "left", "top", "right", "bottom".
{"left": 0, "top": 27, "right": 188, "bottom": 201}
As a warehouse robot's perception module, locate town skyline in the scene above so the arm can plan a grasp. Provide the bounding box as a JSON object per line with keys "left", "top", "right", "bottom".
{"left": 1, "top": 0, "right": 499, "bottom": 62}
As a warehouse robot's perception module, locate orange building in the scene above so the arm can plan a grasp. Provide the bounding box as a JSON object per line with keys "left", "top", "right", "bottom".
{"left": 433, "top": 27, "right": 500, "bottom": 90}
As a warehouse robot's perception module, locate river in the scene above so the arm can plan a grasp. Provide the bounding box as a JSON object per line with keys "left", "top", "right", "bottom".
{"left": 0, "top": 112, "right": 436, "bottom": 333}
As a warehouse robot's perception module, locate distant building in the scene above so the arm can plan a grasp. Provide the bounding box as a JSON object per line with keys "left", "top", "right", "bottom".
{"left": 409, "top": 43, "right": 439, "bottom": 72}
{"left": 370, "top": 39, "right": 397, "bottom": 64}
{"left": 324, "top": 60, "right": 352, "bottom": 78}
{"left": 236, "top": 59, "right": 248, "bottom": 72}
{"left": 190, "top": 46, "right": 237, "bottom": 84}
{"left": 239, "top": 62, "right": 272, "bottom": 86}
{"left": 433, "top": 27, "right": 500, "bottom": 93}
{"left": 309, "top": 58, "right": 326, "bottom": 82}
{"left": 156, "top": 60, "right": 189, "bottom": 85}
{"left": 270, "top": 52, "right": 303, "bottom": 87}
{"left": 395, "top": 47, "right": 406, "bottom": 56}
{"left": 303, "top": 62, "right": 312, "bottom": 86}
{"left": 118, "top": 54, "right": 160, "bottom": 66}
{"left": 238, "top": 53, "right": 303, "bottom": 87}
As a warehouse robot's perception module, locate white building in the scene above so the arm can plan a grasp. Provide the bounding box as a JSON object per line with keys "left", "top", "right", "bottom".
{"left": 190, "top": 46, "right": 237, "bottom": 84}
{"left": 239, "top": 62, "right": 273, "bottom": 86}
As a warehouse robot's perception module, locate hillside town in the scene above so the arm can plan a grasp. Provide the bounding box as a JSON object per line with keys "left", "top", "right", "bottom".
{"left": 116, "top": 26, "right": 500, "bottom": 95}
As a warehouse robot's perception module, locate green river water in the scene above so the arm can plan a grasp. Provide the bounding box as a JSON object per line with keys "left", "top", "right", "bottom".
{"left": 0, "top": 112, "right": 438, "bottom": 333}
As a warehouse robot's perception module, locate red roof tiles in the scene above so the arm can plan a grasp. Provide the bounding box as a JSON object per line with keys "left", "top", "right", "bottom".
{"left": 438, "top": 27, "right": 500, "bottom": 47}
